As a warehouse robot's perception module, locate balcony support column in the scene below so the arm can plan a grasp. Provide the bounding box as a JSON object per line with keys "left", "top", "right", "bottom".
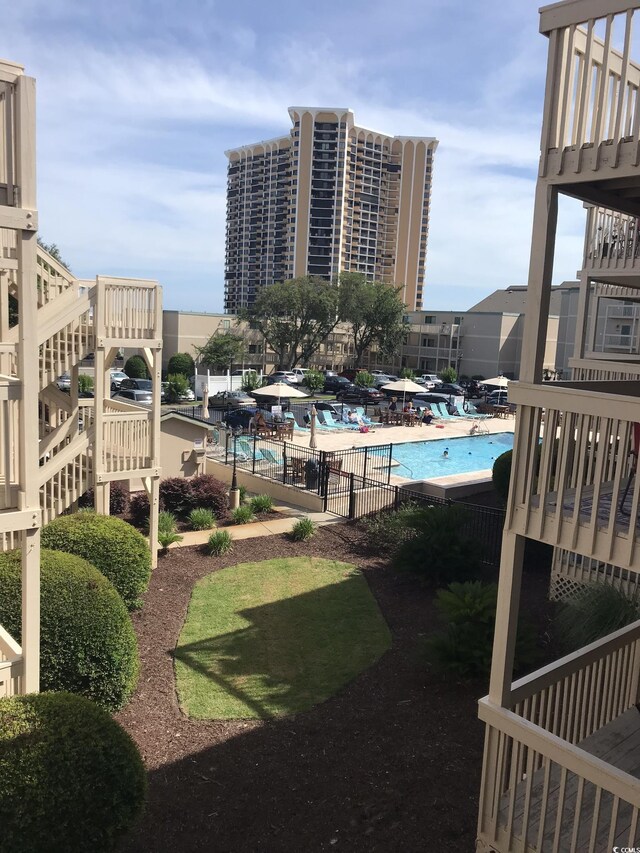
{"left": 520, "top": 183, "right": 559, "bottom": 383}
{"left": 488, "top": 530, "right": 526, "bottom": 707}
{"left": 573, "top": 272, "right": 591, "bottom": 363}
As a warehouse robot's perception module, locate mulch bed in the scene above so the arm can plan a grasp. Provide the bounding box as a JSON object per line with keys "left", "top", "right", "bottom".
{"left": 117, "top": 524, "right": 551, "bottom": 853}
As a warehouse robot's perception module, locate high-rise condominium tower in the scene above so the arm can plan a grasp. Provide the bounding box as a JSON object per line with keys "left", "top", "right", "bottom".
{"left": 224, "top": 108, "right": 437, "bottom": 313}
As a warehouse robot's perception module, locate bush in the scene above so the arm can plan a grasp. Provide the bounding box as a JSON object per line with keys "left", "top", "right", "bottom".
{"left": 400, "top": 368, "right": 415, "bottom": 379}
{"left": 0, "top": 550, "right": 138, "bottom": 710}
{"left": 241, "top": 370, "right": 262, "bottom": 393}
{"left": 393, "top": 504, "right": 484, "bottom": 587}
{"left": 238, "top": 485, "right": 248, "bottom": 505}
{"left": 190, "top": 474, "right": 229, "bottom": 521}
{"left": 124, "top": 354, "right": 149, "bottom": 379}
{"left": 158, "top": 510, "right": 177, "bottom": 533}
{"left": 555, "top": 582, "right": 640, "bottom": 652}
{"left": 78, "top": 482, "right": 129, "bottom": 516}
{"left": 428, "top": 581, "right": 538, "bottom": 677}
{"left": 492, "top": 450, "right": 513, "bottom": 505}
{"left": 129, "top": 491, "right": 150, "bottom": 527}
{"left": 304, "top": 369, "right": 325, "bottom": 395}
{"left": 158, "top": 529, "right": 183, "bottom": 552}
{"left": 42, "top": 513, "right": 151, "bottom": 610}
{"left": 290, "top": 517, "right": 316, "bottom": 541}
{"left": 207, "top": 529, "right": 234, "bottom": 556}
{"left": 0, "top": 692, "right": 146, "bottom": 853}
{"left": 360, "top": 502, "right": 424, "bottom": 553}
{"left": 250, "top": 494, "right": 273, "bottom": 514}
{"left": 438, "top": 366, "right": 457, "bottom": 383}
{"left": 78, "top": 373, "right": 94, "bottom": 394}
{"left": 164, "top": 373, "right": 190, "bottom": 404}
{"left": 159, "top": 477, "right": 193, "bottom": 516}
{"left": 189, "top": 507, "right": 216, "bottom": 530}
{"left": 232, "top": 505, "right": 256, "bottom": 524}
{"left": 167, "top": 352, "right": 194, "bottom": 379}
{"left": 355, "top": 371, "right": 374, "bottom": 388}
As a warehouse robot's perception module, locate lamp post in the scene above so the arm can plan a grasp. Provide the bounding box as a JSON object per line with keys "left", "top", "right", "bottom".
{"left": 229, "top": 425, "right": 242, "bottom": 509}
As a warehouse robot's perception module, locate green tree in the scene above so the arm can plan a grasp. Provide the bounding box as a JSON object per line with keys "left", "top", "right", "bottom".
{"left": 304, "top": 369, "right": 325, "bottom": 395}
{"left": 338, "top": 273, "right": 408, "bottom": 367}
{"left": 355, "top": 371, "right": 374, "bottom": 387}
{"left": 167, "top": 352, "right": 195, "bottom": 379}
{"left": 37, "top": 237, "right": 72, "bottom": 271}
{"left": 400, "top": 367, "right": 415, "bottom": 379}
{"left": 241, "top": 276, "right": 340, "bottom": 369}
{"left": 164, "top": 373, "right": 190, "bottom": 403}
{"left": 124, "top": 355, "right": 149, "bottom": 379}
{"left": 195, "top": 331, "right": 245, "bottom": 372}
{"left": 439, "top": 366, "right": 458, "bottom": 383}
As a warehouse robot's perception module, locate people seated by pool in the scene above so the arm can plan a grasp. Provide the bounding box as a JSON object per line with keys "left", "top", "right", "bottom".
{"left": 254, "top": 410, "right": 268, "bottom": 433}
{"left": 303, "top": 408, "right": 311, "bottom": 427}
{"left": 347, "top": 410, "right": 360, "bottom": 424}
{"left": 421, "top": 406, "right": 435, "bottom": 426}
{"left": 388, "top": 397, "right": 398, "bottom": 412}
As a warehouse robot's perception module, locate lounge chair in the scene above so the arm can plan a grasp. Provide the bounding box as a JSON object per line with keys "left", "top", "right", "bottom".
{"left": 322, "top": 411, "right": 359, "bottom": 430}
{"left": 284, "top": 411, "right": 306, "bottom": 432}
{"left": 432, "top": 403, "right": 457, "bottom": 420}
{"left": 237, "top": 438, "right": 265, "bottom": 462}
{"left": 353, "top": 407, "right": 373, "bottom": 424}
{"left": 463, "top": 402, "right": 493, "bottom": 420}
{"left": 260, "top": 447, "right": 283, "bottom": 466}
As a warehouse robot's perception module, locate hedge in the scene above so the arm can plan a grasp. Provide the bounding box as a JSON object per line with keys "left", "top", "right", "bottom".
{"left": 0, "top": 692, "right": 146, "bottom": 852}
{"left": 42, "top": 513, "right": 151, "bottom": 609}
{"left": 0, "top": 549, "right": 138, "bottom": 710}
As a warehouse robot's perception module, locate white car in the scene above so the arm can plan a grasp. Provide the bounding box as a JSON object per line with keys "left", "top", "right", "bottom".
{"left": 290, "top": 367, "right": 310, "bottom": 385}
{"left": 268, "top": 371, "right": 297, "bottom": 384}
{"left": 420, "top": 374, "right": 442, "bottom": 386}
{"left": 109, "top": 370, "right": 129, "bottom": 392}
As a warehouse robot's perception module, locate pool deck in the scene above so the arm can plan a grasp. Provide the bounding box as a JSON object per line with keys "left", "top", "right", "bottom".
{"left": 286, "top": 414, "right": 516, "bottom": 497}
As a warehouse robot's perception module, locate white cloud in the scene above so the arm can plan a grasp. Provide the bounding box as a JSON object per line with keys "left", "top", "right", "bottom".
{"left": 3, "top": 0, "right": 588, "bottom": 312}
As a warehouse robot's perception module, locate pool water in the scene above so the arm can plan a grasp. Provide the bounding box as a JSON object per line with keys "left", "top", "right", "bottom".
{"left": 391, "top": 432, "right": 515, "bottom": 479}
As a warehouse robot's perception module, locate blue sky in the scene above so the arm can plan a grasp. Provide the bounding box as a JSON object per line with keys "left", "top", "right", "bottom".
{"left": 3, "top": 0, "right": 586, "bottom": 311}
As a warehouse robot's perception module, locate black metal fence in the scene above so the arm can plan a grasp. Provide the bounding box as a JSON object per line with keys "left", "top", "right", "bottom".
{"left": 169, "top": 399, "right": 380, "bottom": 428}
{"left": 324, "top": 473, "right": 505, "bottom": 567}
{"left": 220, "top": 435, "right": 393, "bottom": 496}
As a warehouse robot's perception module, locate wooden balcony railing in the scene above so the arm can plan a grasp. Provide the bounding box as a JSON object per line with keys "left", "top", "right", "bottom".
{"left": 539, "top": 3, "right": 640, "bottom": 177}
{"left": 101, "top": 278, "right": 160, "bottom": 341}
{"left": 570, "top": 357, "right": 640, "bottom": 380}
{"left": 478, "top": 619, "right": 640, "bottom": 851}
{"left": 507, "top": 379, "right": 640, "bottom": 570}
{"left": 102, "top": 406, "right": 153, "bottom": 474}
{"left": 0, "top": 625, "right": 22, "bottom": 698}
{"left": 583, "top": 206, "right": 640, "bottom": 274}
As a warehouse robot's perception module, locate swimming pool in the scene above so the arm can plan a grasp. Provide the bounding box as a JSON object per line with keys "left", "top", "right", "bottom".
{"left": 391, "top": 432, "right": 515, "bottom": 479}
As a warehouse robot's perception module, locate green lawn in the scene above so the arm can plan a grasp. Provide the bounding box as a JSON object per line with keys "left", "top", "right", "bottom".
{"left": 174, "top": 557, "right": 391, "bottom": 719}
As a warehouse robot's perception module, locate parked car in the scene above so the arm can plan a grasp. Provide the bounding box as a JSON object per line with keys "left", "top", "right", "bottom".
{"left": 437, "top": 383, "right": 466, "bottom": 397}
{"left": 161, "top": 382, "right": 195, "bottom": 403}
{"left": 111, "top": 389, "right": 153, "bottom": 407}
{"left": 207, "top": 390, "right": 256, "bottom": 410}
{"left": 119, "top": 377, "right": 165, "bottom": 404}
{"left": 222, "top": 407, "right": 256, "bottom": 430}
{"left": 461, "top": 379, "right": 485, "bottom": 398}
{"left": 267, "top": 371, "right": 297, "bottom": 384}
{"left": 336, "top": 386, "right": 384, "bottom": 405}
{"left": 420, "top": 374, "right": 442, "bottom": 386}
{"left": 412, "top": 392, "right": 457, "bottom": 413}
{"left": 56, "top": 372, "right": 71, "bottom": 391}
{"left": 339, "top": 368, "right": 360, "bottom": 382}
{"left": 323, "top": 375, "right": 354, "bottom": 394}
{"left": 486, "top": 390, "right": 509, "bottom": 406}
{"left": 314, "top": 401, "right": 346, "bottom": 418}
{"left": 109, "top": 370, "right": 129, "bottom": 392}
{"left": 372, "top": 374, "right": 400, "bottom": 389}
{"left": 290, "top": 368, "right": 310, "bottom": 385}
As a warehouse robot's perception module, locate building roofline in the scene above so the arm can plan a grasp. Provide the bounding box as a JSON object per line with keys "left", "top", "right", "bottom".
{"left": 225, "top": 135, "right": 291, "bottom": 158}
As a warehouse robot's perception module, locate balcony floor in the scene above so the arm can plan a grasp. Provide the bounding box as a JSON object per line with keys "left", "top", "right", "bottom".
{"left": 498, "top": 708, "right": 640, "bottom": 851}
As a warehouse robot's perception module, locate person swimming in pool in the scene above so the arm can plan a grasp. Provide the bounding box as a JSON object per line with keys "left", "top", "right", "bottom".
{"left": 443, "top": 449, "right": 449, "bottom": 458}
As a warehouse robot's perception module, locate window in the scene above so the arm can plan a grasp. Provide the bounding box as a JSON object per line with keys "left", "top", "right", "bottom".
{"left": 223, "top": 320, "right": 230, "bottom": 329}
{"left": 454, "top": 316, "right": 462, "bottom": 324}
{"left": 424, "top": 315, "right": 435, "bottom": 324}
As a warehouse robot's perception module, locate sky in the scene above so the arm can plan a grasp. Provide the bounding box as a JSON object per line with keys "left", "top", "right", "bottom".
{"left": 2, "top": 0, "right": 587, "bottom": 312}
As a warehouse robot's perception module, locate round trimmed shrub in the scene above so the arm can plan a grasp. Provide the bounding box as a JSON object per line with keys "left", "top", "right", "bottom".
{"left": 129, "top": 491, "right": 150, "bottom": 528}
{"left": 159, "top": 477, "right": 193, "bottom": 516}
{"left": 42, "top": 513, "right": 151, "bottom": 609}
{"left": 0, "top": 549, "right": 138, "bottom": 710}
{"left": 78, "top": 481, "right": 129, "bottom": 515}
{"left": 0, "top": 691, "right": 146, "bottom": 852}
{"left": 167, "top": 352, "right": 195, "bottom": 379}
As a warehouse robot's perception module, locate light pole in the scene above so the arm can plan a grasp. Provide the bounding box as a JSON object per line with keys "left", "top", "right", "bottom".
{"left": 229, "top": 424, "right": 242, "bottom": 509}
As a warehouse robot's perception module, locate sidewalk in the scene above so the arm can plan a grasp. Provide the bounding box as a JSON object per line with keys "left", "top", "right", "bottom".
{"left": 168, "top": 504, "right": 339, "bottom": 549}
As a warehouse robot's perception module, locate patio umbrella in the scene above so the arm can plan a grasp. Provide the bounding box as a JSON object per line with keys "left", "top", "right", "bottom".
{"left": 309, "top": 404, "right": 317, "bottom": 450}
{"left": 252, "top": 383, "right": 308, "bottom": 403}
{"left": 483, "top": 376, "right": 510, "bottom": 388}
{"left": 381, "top": 378, "right": 425, "bottom": 408}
